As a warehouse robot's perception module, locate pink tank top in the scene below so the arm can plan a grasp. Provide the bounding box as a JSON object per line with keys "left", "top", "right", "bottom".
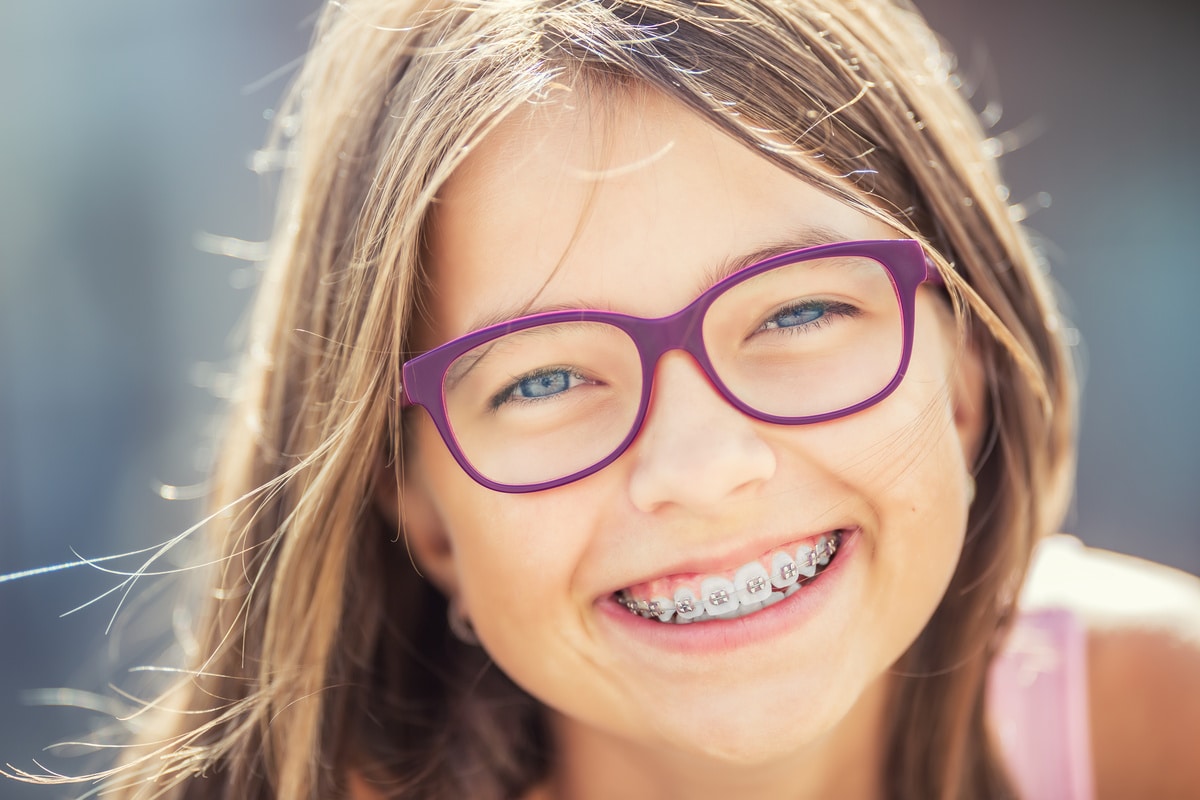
{"left": 987, "top": 607, "right": 1096, "bottom": 800}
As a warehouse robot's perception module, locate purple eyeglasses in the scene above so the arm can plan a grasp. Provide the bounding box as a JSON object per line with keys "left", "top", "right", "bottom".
{"left": 402, "top": 238, "right": 941, "bottom": 492}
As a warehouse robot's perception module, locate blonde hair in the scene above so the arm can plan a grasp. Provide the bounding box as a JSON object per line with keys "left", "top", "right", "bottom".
{"left": 37, "top": 0, "right": 1077, "bottom": 796}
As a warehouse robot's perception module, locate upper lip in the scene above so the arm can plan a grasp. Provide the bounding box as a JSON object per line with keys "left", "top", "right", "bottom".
{"left": 601, "top": 523, "right": 857, "bottom": 596}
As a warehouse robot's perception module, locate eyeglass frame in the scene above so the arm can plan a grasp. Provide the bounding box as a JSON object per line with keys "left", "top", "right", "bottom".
{"left": 401, "top": 238, "right": 944, "bottom": 493}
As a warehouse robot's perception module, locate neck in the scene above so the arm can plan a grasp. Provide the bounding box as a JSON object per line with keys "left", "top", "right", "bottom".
{"left": 540, "top": 675, "right": 891, "bottom": 800}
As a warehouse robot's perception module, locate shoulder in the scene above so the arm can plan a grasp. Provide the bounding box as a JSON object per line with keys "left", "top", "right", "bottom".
{"left": 1022, "top": 535, "right": 1200, "bottom": 799}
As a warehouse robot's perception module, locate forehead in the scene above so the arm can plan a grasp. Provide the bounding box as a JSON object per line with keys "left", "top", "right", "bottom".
{"left": 422, "top": 87, "right": 894, "bottom": 343}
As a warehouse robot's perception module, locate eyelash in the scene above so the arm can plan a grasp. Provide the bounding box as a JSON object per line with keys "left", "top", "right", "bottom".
{"left": 758, "top": 300, "right": 861, "bottom": 333}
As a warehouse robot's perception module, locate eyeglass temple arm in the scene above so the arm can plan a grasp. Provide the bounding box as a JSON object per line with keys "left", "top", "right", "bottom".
{"left": 925, "top": 255, "right": 946, "bottom": 286}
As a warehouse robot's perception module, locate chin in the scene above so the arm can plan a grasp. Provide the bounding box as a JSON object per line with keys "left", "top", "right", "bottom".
{"left": 685, "top": 731, "right": 814, "bottom": 767}
{"left": 634, "top": 687, "right": 853, "bottom": 767}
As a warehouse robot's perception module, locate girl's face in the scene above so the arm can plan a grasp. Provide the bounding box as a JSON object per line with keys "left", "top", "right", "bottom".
{"left": 399, "top": 88, "right": 984, "bottom": 777}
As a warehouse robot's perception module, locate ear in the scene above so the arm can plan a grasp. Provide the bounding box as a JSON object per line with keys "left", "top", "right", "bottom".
{"left": 375, "top": 454, "right": 460, "bottom": 598}
{"left": 949, "top": 328, "right": 988, "bottom": 471}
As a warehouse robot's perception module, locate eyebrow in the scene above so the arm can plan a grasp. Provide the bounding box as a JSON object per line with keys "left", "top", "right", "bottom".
{"left": 460, "top": 224, "right": 857, "bottom": 334}
{"left": 696, "top": 225, "right": 855, "bottom": 293}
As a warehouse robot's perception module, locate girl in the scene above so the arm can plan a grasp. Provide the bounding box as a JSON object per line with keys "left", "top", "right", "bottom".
{"left": 15, "top": 0, "right": 1200, "bottom": 797}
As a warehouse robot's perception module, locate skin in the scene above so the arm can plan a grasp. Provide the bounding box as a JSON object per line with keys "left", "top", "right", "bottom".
{"left": 392, "top": 86, "right": 987, "bottom": 800}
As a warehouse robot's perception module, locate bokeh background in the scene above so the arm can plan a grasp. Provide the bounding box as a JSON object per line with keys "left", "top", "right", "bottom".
{"left": 1, "top": 0, "right": 1197, "bottom": 795}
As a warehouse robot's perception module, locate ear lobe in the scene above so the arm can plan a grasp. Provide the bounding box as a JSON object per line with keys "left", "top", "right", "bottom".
{"left": 950, "top": 331, "right": 989, "bottom": 470}
{"left": 375, "top": 456, "right": 460, "bottom": 598}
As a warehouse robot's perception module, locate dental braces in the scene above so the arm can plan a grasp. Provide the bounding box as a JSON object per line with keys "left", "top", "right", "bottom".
{"left": 619, "top": 533, "right": 841, "bottom": 619}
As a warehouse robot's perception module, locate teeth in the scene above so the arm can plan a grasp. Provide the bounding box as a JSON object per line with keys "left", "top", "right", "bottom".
{"left": 673, "top": 587, "right": 704, "bottom": 620}
{"left": 620, "top": 531, "right": 845, "bottom": 624}
{"left": 794, "top": 543, "right": 819, "bottom": 578}
{"left": 701, "top": 577, "right": 739, "bottom": 616}
{"left": 759, "top": 591, "right": 786, "bottom": 609}
{"left": 816, "top": 535, "right": 833, "bottom": 566}
{"left": 649, "top": 597, "right": 675, "bottom": 623}
{"left": 734, "top": 562, "right": 771, "bottom": 608}
{"left": 770, "top": 551, "right": 800, "bottom": 588}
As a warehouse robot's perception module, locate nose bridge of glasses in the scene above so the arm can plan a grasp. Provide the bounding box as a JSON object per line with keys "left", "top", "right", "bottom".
{"left": 631, "top": 297, "right": 720, "bottom": 380}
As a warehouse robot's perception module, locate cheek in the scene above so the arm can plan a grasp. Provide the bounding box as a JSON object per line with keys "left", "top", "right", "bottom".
{"left": 853, "top": 296, "right": 972, "bottom": 497}
{"left": 794, "top": 374, "right": 966, "bottom": 514}
{"left": 865, "top": 382, "right": 971, "bottom": 633}
{"left": 410, "top": 415, "right": 597, "bottom": 623}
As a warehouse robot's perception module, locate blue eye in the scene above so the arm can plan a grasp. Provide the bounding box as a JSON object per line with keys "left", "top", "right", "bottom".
{"left": 761, "top": 300, "right": 859, "bottom": 332}
{"left": 765, "top": 304, "right": 826, "bottom": 329}
{"left": 516, "top": 371, "right": 573, "bottom": 398}
{"left": 491, "top": 367, "right": 586, "bottom": 409}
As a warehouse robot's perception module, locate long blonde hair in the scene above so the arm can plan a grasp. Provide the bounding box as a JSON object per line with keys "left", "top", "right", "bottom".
{"left": 47, "top": 0, "right": 1077, "bottom": 796}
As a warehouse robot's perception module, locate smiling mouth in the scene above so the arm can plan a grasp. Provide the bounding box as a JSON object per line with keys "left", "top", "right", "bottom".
{"left": 614, "top": 530, "right": 846, "bottom": 624}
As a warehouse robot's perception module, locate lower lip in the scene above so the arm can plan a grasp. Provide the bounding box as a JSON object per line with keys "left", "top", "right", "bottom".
{"left": 595, "top": 529, "right": 861, "bottom": 656}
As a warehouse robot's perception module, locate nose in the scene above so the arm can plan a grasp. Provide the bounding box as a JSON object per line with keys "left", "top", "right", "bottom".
{"left": 626, "top": 351, "right": 777, "bottom": 514}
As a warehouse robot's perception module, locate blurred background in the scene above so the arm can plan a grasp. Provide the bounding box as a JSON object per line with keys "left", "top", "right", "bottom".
{"left": 1, "top": 0, "right": 1196, "bottom": 795}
